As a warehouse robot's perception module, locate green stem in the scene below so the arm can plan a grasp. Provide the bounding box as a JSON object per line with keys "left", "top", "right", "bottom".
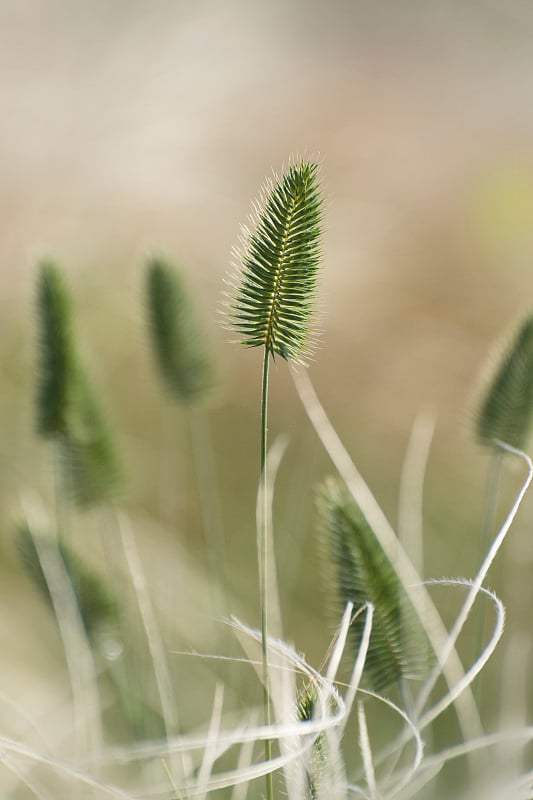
{"left": 260, "top": 347, "right": 274, "bottom": 800}
{"left": 474, "top": 450, "right": 503, "bottom": 705}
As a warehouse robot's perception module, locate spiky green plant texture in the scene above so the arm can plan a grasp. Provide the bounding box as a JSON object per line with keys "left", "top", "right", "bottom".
{"left": 36, "top": 262, "right": 76, "bottom": 437}
{"left": 228, "top": 160, "right": 322, "bottom": 363}
{"left": 35, "top": 263, "right": 121, "bottom": 508}
{"left": 476, "top": 314, "right": 533, "bottom": 450}
{"left": 318, "top": 478, "right": 428, "bottom": 693}
{"left": 17, "top": 523, "right": 119, "bottom": 638}
{"left": 146, "top": 258, "right": 214, "bottom": 405}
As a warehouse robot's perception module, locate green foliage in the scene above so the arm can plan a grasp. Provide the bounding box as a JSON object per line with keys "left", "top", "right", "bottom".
{"left": 16, "top": 523, "right": 119, "bottom": 638}
{"left": 35, "top": 262, "right": 76, "bottom": 437}
{"left": 227, "top": 160, "right": 322, "bottom": 363}
{"left": 476, "top": 314, "right": 533, "bottom": 450}
{"left": 317, "top": 477, "right": 429, "bottom": 693}
{"left": 146, "top": 258, "right": 214, "bottom": 405}
{"left": 35, "top": 262, "right": 121, "bottom": 508}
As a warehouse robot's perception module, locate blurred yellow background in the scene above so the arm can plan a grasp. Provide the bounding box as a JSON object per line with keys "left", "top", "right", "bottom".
{"left": 2, "top": 1, "right": 533, "bottom": 792}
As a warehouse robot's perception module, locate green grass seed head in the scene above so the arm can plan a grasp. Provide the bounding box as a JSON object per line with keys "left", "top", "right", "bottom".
{"left": 35, "top": 262, "right": 121, "bottom": 508}
{"left": 476, "top": 313, "right": 533, "bottom": 450}
{"left": 317, "top": 477, "right": 429, "bottom": 693}
{"left": 35, "top": 261, "right": 76, "bottom": 437}
{"left": 146, "top": 257, "right": 215, "bottom": 405}
{"left": 226, "top": 159, "right": 323, "bottom": 364}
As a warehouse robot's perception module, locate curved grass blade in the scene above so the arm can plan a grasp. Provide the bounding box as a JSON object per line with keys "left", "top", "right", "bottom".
{"left": 16, "top": 523, "right": 119, "bottom": 638}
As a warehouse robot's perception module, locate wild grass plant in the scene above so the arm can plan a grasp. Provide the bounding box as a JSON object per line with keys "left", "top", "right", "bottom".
{"left": 2, "top": 159, "right": 533, "bottom": 800}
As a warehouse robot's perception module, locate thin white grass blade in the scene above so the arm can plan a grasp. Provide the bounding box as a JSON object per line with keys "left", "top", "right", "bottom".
{"left": 415, "top": 442, "right": 532, "bottom": 718}
{"left": 1, "top": 753, "right": 51, "bottom": 800}
{"left": 351, "top": 688, "right": 424, "bottom": 797}
{"left": 230, "top": 712, "right": 259, "bottom": 800}
{"left": 0, "top": 690, "right": 50, "bottom": 750}
{"left": 340, "top": 602, "right": 373, "bottom": 738}
{"left": 86, "top": 619, "right": 346, "bottom": 770}
{"left": 325, "top": 602, "right": 353, "bottom": 684}
{"left": 419, "top": 581, "right": 504, "bottom": 729}
{"left": 0, "top": 736, "right": 135, "bottom": 799}
{"left": 291, "top": 366, "right": 483, "bottom": 741}
{"left": 398, "top": 411, "right": 435, "bottom": 576}
{"left": 195, "top": 683, "right": 225, "bottom": 800}
{"left": 21, "top": 495, "right": 102, "bottom": 760}
{"left": 117, "top": 512, "right": 190, "bottom": 779}
{"left": 255, "top": 435, "right": 289, "bottom": 644}
{"left": 358, "top": 701, "right": 378, "bottom": 799}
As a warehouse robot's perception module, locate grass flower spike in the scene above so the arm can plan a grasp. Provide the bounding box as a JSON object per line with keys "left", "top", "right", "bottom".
{"left": 35, "top": 262, "right": 121, "bottom": 508}
{"left": 476, "top": 313, "right": 533, "bottom": 450}
{"left": 228, "top": 160, "right": 322, "bottom": 364}
{"left": 146, "top": 258, "right": 214, "bottom": 406}
{"left": 318, "top": 477, "right": 429, "bottom": 693}
{"left": 226, "top": 159, "right": 323, "bottom": 800}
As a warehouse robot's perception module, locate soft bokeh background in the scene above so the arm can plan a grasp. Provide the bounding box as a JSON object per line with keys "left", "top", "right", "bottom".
{"left": 2, "top": 0, "right": 533, "bottom": 794}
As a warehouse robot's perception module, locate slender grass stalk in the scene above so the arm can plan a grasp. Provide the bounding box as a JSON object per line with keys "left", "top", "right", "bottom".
{"left": 145, "top": 259, "right": 227, "bottom": 621}
{"left": 259, "top": 346, "right": 273, "bottom": 794}
{"left": 226, "top": 159, "right": 323, "bottom": 800}
{"left": 473, "top": 449, "right": 503, "bottom": 696}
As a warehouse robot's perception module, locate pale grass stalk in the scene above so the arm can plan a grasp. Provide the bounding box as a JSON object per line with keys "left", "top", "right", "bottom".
{"left": 0, "top": 690, "right": 50, "bottom": 750}
{"left": 255, "top": 436, "right": 289, "bottom": 648}
{"left": 340, "top": 602, "right": 373, "bottom": 737}
{"left": 399, "top": 728, "right": 533, "bottom": 800}
{"left": 117, "top": 512, "right": 191, "bottom": 780}
{"left": 349, "top": 689, "right": 424, "bottom": 796}
{"left": 358, "top": 701, "right": 378, "bottom": 799}
{"left": 0, "top": 736, "right": 134, "bottom": 800}
{"left": 21, "top": 496, "right": 102, "bottom": 762}
{"left": 230, "top": 712, "right": 259, "bottom": 800}
{"left": 291, "top": 366, "right": 483, "bottom": 741}
{"left": 83, "top": 617, "right": 349, "bottom": 778}
{"left": 414, "top": 441, "right": 532, "bottom": 719}
{"left": 195, "top": 683, "right": 225, "bottom": 800}
{"left": 398, "top": 411, "right": 435, "bottom": 576}
{"left": 1, "top": 753, "right": 50, "bottom": 800}
{"left": 373, "top": 581, "right": 504, "bottom": 778}
{"left": 418, "top": 581, "right": 505, "bottom": 729}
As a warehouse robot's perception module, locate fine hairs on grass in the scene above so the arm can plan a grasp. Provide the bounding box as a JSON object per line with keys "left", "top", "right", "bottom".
{"left": 225, "top": 159, "right": 323, "bottom": 800}
{"left": 4, "top": 157, "right": 533, "bottom": 800}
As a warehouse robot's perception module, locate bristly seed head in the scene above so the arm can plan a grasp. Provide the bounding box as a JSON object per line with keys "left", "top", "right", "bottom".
{"left": 225, "top": 159, "right": 323, "bottom": 365}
